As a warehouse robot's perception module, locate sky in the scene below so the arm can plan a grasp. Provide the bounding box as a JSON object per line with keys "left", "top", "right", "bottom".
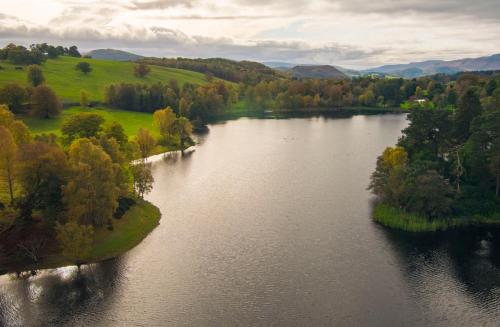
{"left": 0, "top": 0, "right": 499, "bottom": 69}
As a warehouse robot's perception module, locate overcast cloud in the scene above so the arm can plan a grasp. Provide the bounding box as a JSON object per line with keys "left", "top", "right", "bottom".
{"left": 0, "top": 0, "right": 499, "bottom": 68}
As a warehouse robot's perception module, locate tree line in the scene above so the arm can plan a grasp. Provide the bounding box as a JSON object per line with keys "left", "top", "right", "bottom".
{"left": 0, "top": 43, "right": 82, "bottom": 65}
{"left": 105, "top": 80, "right": 237, "bottom": 126}
{"left": 242, "top": 72, "right": 499, "bottom": 111}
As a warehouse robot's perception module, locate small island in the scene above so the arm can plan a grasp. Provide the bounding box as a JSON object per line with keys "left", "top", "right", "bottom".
{"left": 369, "top": 83, "right": 500, "bottom": 232}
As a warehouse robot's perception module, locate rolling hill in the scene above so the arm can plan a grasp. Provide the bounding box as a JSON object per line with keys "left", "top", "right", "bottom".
{"left": 86, "top": 49, "right": 143, "bottom": 61}
{"left": 0, "top": 56, "right": 213, "bottom": 103}
{"left": 262, "top": 61, "right": 295, "bottom": 70}
{"left": 364, "top": 53, "right": 500, "bottom": 78}
{"left": 289, "top": 65, "right": 348, "bottom": 79}
{"left": 264, "top": 62, "right": 360, "bottom": 77}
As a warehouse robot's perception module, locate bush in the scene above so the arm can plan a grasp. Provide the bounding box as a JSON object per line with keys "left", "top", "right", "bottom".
{"left": 0, "top": 83, "right": 28, "bottom": 113}
{"left": 75, "top": 62, "right": 92, "bottom": 74}
{"left": 134, "top": 63, "right": 151, "bottom": 78}
{"left": 27, "top": 65, "right": 45, "bottom": 86}
{"left": 114, "top": 197, "right": 136, "bottom": 219}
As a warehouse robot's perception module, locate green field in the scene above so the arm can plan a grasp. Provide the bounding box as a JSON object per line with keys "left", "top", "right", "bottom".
{"left": 0, "top": 56, "right": 211, "bottom": 102}
{"left": 23, "top": 106, "right": 158, "bottom": 137}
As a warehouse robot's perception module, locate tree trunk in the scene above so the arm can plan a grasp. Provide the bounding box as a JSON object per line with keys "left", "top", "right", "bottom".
{"left": 7, "top": 168, "right": 14, "bottom": 204}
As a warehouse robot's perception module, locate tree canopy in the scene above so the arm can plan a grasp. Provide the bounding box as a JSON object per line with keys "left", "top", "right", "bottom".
{"left": 27, "top": 65, "right": 45, "bottom": 87}
{"left": 31, "top": 85, "right": 62, "bottom": 119}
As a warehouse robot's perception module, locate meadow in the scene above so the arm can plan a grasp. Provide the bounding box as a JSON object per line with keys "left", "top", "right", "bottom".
{"left": 23, "top": 106, "right": 158, "bottom": 137}
{"left": 0, "top": 56, "right": 211, "bottom": 103}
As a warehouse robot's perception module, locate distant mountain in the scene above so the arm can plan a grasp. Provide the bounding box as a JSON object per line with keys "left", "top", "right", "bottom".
{"left": 86, "top": 49, "right": 143, "bottom": 61}
{"left": 289, "top": 65, "right": 348, "bottom": 79}
{"left": 364, "top": 53, "right": 500, "bottom": 78}
{"left": 263, "top": 61, "right": 296, "bottom": 69}
{"left": 263, "top": 62, "right": 359, "bottom": 77}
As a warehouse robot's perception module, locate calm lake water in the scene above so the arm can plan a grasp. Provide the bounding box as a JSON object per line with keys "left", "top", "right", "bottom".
{"left": 2, "top": 114, "right": 500, "bottom": 326}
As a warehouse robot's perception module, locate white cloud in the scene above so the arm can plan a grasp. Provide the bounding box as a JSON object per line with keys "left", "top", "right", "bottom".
{"left": 0, "top": 0, "right": 499, "bottom": 68}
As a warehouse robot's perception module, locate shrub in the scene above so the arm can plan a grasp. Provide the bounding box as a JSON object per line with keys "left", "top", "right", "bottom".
{"left": 114, "top": 197, "right": 136, "bottom": 219}
{"left": 75, "top": 62, "right": 92, "bottom": 74}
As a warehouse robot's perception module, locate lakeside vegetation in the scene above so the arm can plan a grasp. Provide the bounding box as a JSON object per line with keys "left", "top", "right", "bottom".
{"left": 0, "top": 99, "right": 193, "bottom": 274}
{"left": 2, "top": 200, "right": 160, "bottom": 274}
{"left": 369, "top": 77, "right": 500, "bottom": 232}
{"left": 373, "top": 203, "right": 500, "bottom": 232}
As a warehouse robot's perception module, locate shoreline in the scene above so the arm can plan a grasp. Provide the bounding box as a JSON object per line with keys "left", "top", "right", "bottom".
{"left": 1, "top": 143, "right": 195, "bottom": 277}
{"left": 212, "top": 106, "right": 404, "bottom": 122}
{"left": 0, "top": 199, "right": 161, "bottom": 276}
{"left": 373, "top": 203, "right": 500, "bottom": 232}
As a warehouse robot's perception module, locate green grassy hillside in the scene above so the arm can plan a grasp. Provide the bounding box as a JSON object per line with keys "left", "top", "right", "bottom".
{"left": 0, "top": 56, "right": 211, "bottom": 102}
{"left": 23, "top": 106, "right": 157, "bottom": 137}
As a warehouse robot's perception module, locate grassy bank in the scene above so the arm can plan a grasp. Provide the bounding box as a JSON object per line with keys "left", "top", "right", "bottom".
{"left": 373, "top": 203, "right": 500, "bottom": 232}
{"left": 0, "top": 56, "right": 211, "bottom": 102}
{"left": 1, "top": 199, "right": 161, "bottom": 275}
{"left": 89, "top": 199, "right": 161, "bottom": 260}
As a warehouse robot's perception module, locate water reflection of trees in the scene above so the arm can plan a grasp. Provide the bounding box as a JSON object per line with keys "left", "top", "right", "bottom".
{"left": 0, "top": 258, "right": 125, "bottom": 327}
{"left": 160, "top": 149, "right": 195, "bottom": 165}
{"left": 381, "top": 225, "right": 500, "bottom": 315}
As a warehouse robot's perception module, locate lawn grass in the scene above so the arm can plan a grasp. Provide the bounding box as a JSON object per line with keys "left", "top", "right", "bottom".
{"left": 22, "top": 106, "right": 158, "bottom": 137}
{"left": 0, "top": 56, "right": 211, "bottom": 102}
{"left": 373, "top": 203, "right": 500, "bottom": 232}
{"left": 89, "top": 199, "right": 161, "bottom": 260}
